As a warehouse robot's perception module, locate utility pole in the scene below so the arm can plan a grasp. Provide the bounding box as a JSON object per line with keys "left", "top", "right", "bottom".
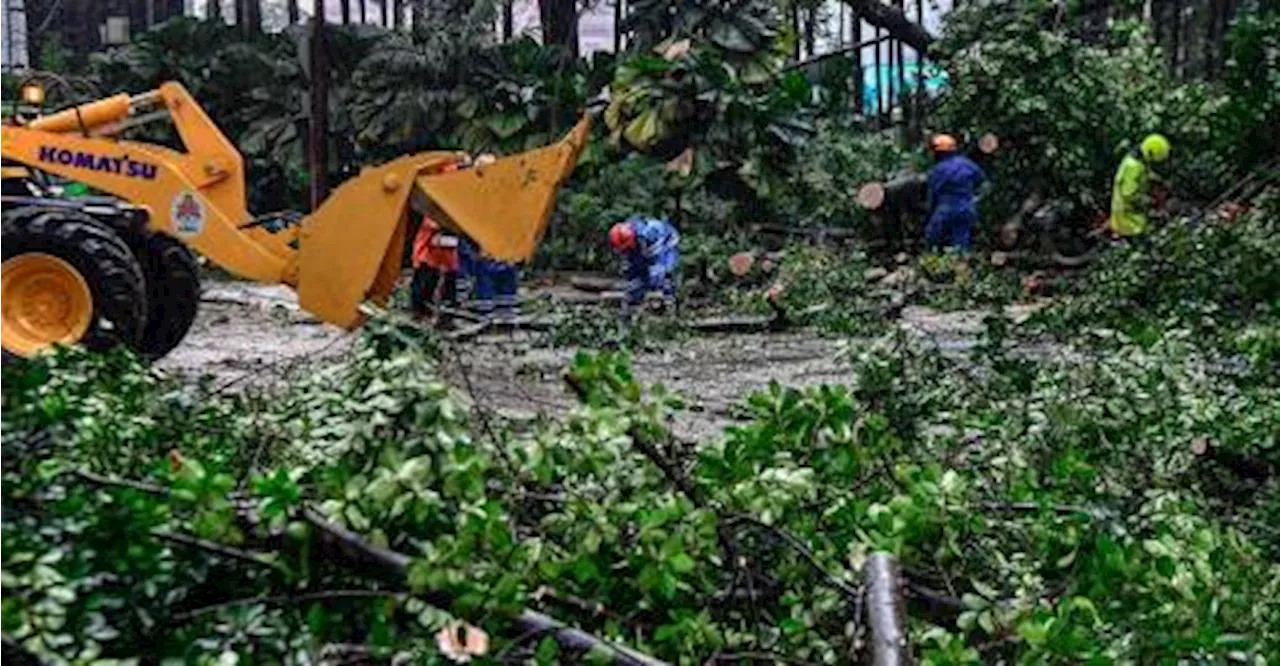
{"left": 307, "top": 0, "right": 329, "bottom": 210}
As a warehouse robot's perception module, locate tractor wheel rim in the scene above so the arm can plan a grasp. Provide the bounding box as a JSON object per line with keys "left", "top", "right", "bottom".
{"left": 1, "top": 253, "right": 94, "bottom": 357}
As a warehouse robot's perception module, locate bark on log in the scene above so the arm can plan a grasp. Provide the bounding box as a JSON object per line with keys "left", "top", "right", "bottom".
{"left": 839, "top": 0, "right": 934, "bottom": 53}
{"left": 866, "top": 552, "right": 912, "bottom": 666}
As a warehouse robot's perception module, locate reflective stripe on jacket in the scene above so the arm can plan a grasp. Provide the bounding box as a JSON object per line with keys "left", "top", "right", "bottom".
{"left": 412, "top": 215, "right": 461, "bottom": 271}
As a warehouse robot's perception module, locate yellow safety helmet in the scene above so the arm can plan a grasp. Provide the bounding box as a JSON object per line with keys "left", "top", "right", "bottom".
{"left": 1140, "top": 134, "right": 1171, "bottom": 163}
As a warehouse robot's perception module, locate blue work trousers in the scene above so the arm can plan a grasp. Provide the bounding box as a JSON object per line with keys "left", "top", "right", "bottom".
{"left": 926, "top": 207, "right": 977, "bottom": 252}
{"left": 472, "top": 260, "right": 519, "bottom": 321}
{"left": 626, "top": 250, "right": 679, "bottom": 306}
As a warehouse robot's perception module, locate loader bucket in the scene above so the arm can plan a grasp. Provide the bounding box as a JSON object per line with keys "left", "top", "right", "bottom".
{"left": 415, "top": 115, "right": 592, "bottom": 263}
{"left": 291, "top": 115, "right": 590, "bottom": 330}
{"left": 294, "top": 150, "right": 464, "bottom": 329}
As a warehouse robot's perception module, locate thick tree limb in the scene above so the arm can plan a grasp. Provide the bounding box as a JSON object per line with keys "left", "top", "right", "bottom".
{"left": 64, "top": 470, "right": 663, "bottom": 664}
{"left": 302, "top": 509, "right": 669, "bottom": 666}
{"left": 840, "top": 0, "right": 934, "bottom": 53}
{"left": 866, "top": 553, "right": 911, "bottom": 666}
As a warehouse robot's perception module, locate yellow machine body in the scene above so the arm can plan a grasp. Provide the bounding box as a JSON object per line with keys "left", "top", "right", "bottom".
{"left": 1, "top": 82, "right": 591, "bottom": 332}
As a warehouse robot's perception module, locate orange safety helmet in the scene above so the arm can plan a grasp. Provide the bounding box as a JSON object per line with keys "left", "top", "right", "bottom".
{"left": 930, "top": 134, "right": 958, "bottom": 153}
{"left": 609, "top": 222, "right": 637, "bottom": 252}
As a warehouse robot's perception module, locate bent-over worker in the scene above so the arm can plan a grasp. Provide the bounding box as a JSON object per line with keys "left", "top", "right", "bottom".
{"left": 608, "top": 216, "right": 680, "bottom": 314}
{"left": 410, "top": 213, "right": 461, "bottom": 320}
{"left": 1109, "top": 134, "right": 1171, "bottom": 238}
{"left": 925, "top": 133, "right": 986, "bottom": 252}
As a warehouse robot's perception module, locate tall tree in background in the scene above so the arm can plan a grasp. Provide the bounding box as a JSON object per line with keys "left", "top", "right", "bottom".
{"left": 288, "top": 0, "right": 300, "bottom": 24}
{"left": 412, "top": 0, "right": 424, "bottom": 28}
{"left": 308, "top": 0, "right": 330, "bottom": 208}
{"left": 539, "top": 0, "right": 579, "bottom": 57}
{"left": 341, "top": 0, "right": 351, "bottom": 23}
{"left": 248, "top": 0, "right": 262, "bottom": 33}
{"left": 235, "top": 0, "right": 262, "bottom": 34}
{"left": 359, "top": 0, "right": 367, "bottom": 23}
{"left": 209, "top": 0, "right": 223, "bottom": 22}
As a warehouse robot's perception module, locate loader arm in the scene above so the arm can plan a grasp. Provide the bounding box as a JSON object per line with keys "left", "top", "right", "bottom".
{"left": 2, "top": 81, "right": 593, "bottom": 332}
{"left": 1, "top": 83, "right": 289, "bottom": 282}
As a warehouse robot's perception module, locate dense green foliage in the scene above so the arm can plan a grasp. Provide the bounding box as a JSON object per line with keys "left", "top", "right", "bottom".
{"left": 6, "top": 190, "right": 1279, "bottom": 662}
{"left": 7, "top": 4, "right": 1280, "bottom": 663}
{"left": 1031, "top": 191, "right": 1280, "bottom": 351}
{"left": 36, "top": 1, "right": 1270, "bottom": 269}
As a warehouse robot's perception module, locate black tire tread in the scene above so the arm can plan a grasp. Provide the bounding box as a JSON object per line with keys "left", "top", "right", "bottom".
{"left": 133, "top": 233, "right": 201, "bottom": 359}
{"left": 2, "top": 207, "right": 147, "bottom": 358}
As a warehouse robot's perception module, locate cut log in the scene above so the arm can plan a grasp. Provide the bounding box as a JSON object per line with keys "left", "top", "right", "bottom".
{"left": 857, "top": 173, "right": 929, "bottom": 213}
{"left": 857, "top": 182, "right": 887, "bottom": 210}
{"left": 866, "top": 552, "right": 911, "bottom": 666}
{"left": 688, "top": 315, "right": 783, "bottom": 334}
{"left": 570, "top": 276, "right": 625, "bottom": 293}
{"left": 728, "top": 252, "right": 756, "bottom": 277}
{"left": 978, "top": 132, "right": 1000, "bottom": 154}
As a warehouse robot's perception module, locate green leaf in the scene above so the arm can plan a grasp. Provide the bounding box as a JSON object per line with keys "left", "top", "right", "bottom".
{"left": 487, "top": 112, "right": 529, "bottom": 139}
{"left": 669, "top": 552, "right": 695, "bottom": 574}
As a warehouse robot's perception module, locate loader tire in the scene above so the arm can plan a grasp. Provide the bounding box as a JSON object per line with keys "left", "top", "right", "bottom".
{"left": 1, "top": 207, "right": 147, "bottom": 361}
{"left": 133, "top": 233, "right": 201, "bottom": 360}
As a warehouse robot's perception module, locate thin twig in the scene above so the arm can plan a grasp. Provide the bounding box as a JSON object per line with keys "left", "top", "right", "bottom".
{"left": 152, "top": 530, "right": 278, "bottom": 569}
{"left": 725, "top": 514, "right": 863, "bottom": 605}
{"left": 74, "top": 469, "right": 168, "bottom": 495}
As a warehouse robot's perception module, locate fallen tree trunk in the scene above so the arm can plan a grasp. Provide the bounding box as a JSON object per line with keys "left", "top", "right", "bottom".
{"left": 72, "top": 469, "right": 667, "bottom": 665}
{"left": 839, "top": 0, "right": 934, "bottom": 52}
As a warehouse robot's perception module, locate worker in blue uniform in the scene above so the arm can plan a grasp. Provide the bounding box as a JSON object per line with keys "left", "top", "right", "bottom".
{"left": 608, "top": 216, "right": 680, "bottom": 315}
{"left": 925, "top": 133, "right": 987, "bottom": 252}
{"left": 461, "top": 238, "right": 519, "bottom": 323}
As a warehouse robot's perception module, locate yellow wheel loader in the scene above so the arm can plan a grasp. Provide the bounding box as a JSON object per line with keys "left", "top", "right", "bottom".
{"left": 1, "top": 80, "right": 591, "bottom": 360}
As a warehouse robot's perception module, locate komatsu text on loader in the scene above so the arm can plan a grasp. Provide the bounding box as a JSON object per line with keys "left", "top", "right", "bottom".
{"left": 1, "top": 79, "right": 590, "bottom": 360}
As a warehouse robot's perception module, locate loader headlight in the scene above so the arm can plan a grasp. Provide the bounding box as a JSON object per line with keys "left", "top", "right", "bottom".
{"left": 20, "top": 83, "right": 45, "bottom": 106}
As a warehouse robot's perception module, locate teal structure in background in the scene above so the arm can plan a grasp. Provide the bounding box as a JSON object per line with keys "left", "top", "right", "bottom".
{"left": 861, "top": 61, "right": 948, "bottom": 113}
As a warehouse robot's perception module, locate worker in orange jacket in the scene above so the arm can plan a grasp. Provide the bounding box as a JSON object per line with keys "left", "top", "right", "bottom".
{"left": 410, "top": 212, "right": 461, "bottom": 320}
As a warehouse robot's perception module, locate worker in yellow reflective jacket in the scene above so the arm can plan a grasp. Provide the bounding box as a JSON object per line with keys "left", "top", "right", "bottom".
{"left": 1109, "top": 134, "right": 1171, "bottom": 237}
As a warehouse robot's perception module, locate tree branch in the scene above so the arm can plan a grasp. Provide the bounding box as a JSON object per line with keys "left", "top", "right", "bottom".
{"left": 840, "top": 0, "right": 934, "bottom": 53}
{"left": 152, "top": 530, "right": 279, "bottom": 570}
{"left": 302, "top": 508, "right": 669, "bottom": 666}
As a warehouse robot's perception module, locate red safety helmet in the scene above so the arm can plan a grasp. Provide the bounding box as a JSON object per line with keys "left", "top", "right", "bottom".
{"left": 609, "top": 222, "right": 637, "bottom": 252}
